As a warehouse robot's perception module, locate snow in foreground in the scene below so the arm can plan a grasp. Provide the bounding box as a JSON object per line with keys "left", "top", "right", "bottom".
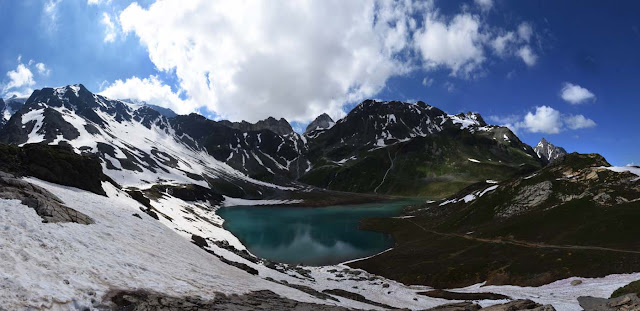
{"left": 1, "top": 178, "right": 639, "bottom": 310}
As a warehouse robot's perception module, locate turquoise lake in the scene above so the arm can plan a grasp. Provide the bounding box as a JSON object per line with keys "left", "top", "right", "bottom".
{"left": 217, "top": 200, "right": 419, "bottom": 266}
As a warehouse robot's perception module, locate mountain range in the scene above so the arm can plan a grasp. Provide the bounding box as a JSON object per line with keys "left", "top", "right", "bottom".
{"left": 0, "top": 84, "right": 548, "bottom": 199}
{"left": 2, "top": 84, "right": 639, "bottom": 310}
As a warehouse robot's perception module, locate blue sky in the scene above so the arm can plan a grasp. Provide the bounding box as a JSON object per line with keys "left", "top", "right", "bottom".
{"left": 0, "top": 0, "right": 638, "bottom": 166}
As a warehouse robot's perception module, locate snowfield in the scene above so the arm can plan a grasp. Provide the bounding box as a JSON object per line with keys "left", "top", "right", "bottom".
{"left": 1, "top": 177, "right": 639, "bottom": 310}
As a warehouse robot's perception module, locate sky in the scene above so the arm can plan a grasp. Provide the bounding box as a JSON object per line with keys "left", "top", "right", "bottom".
{"left": 0, "top": 0, "right": 638, "bottom": 166}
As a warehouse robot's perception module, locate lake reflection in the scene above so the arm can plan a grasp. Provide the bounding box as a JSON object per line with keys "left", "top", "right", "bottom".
{"left": 217, "top": 200, "right": 416, "bottom": 265}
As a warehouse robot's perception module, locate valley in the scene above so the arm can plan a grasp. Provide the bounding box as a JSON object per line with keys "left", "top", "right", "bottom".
{"left": 0, "top": 84, "right": 638, "bottom": 310}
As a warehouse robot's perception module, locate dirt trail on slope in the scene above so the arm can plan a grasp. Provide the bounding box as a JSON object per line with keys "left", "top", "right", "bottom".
{"left": 405, "top": 219, "right": 640, "bottom": 255}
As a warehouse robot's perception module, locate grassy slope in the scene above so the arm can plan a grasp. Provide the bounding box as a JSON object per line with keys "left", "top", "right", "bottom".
{"left": 301, "top": 129, "right": 541, "bottom": 198}
{"left": 350, "top": 154, "right": 640, "bottom": 288}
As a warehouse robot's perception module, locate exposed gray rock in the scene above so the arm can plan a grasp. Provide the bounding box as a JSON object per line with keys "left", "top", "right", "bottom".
{"left": 322, "top": 288, "right": 395, "bottom": 309}
{"left": 578, "top": 293, "right": 640, "bottom": 311}
{"left": 426, "top": 302, "right": 481, "bottom": 310}
{"left": 304, "top": 113, "right": 335, "bottom": 134}
{"left": 478, "top": 299, "right": 555, "bottom": 310}
{"left": 571, "top": 279, "right": 583, "bottom": 286}
{"left": 219, "top": 117, "right": 295, "bottom": 136}
{"left": 497, "top": 181, "right": 552, "bottom": 218}
{"left": 102, "top": 289, "right": 353, "bottom": 311}
{"left": 0, "top": 172, "right": 92, "bottom": 224}
{"left": 534, "top": 138, "right": 567, "bottom": 163}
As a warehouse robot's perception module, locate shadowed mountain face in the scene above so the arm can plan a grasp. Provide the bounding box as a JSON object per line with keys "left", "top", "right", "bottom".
{"left": 0, "top": 85, "right": 543, "bottom": 198}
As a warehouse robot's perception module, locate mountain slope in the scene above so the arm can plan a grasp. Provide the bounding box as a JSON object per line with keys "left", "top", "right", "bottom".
{"left": 350, "top": 153, "right": 640, "bottom": 288}
{"left": 0, "top": 85, "right": 544, "bottom": 200}
{"left": 301, "top": 100, "right": 542, "bottom": 197}
{"left": 0, "top": 85, "right": 294, "bottom": 196}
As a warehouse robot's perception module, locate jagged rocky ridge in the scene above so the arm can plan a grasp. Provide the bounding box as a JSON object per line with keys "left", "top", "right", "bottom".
{"left": 0, "top": 85, "right": 544, "bottom": 198}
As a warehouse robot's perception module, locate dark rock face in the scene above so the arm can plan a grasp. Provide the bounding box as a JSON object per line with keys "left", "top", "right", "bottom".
{"left": 478, "top": 300, "right": 555, "bottom": 311}
{"left": 0, "top": 96, "right": 28, "bottom": 126}
{"left": 104, "top": 289, "right": 353, "bottom": 311}
{"left": 304, "top": 113, "right": 335, "bottom": 134}
{"left": 419, "top": 289, "right": 510, "bottom": 300}
{"left": 426, "top": 302, "right": 481, "bottom": 311}
{"left": 534, "top": 138, "right": 567, "bottom": 163}
{"left": 220, "top": 116, "right": 295, "bottom": 136}
{"left": 0, "top": 171, "right": 92, "bottom": 224}
{"left": 0, "top": 143, "right": 111, "bottom": 195}
{"left": 191, "top": 234, "right": 209, "bottom": 248}
{"left": 172, "top": 114, "right": 308, "bottom": 181}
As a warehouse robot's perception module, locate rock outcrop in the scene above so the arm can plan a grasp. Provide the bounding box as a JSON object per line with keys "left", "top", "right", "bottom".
{"left": 578, "top": 293, "right": 640, "bottom": 311}
{"left": 0, "top": 171, "right": 92, "bottom": 224}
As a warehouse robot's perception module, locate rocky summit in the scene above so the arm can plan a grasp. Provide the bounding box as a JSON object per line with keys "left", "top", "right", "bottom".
{"left": 534, "top": 137, "right": 567, "bottom": 163}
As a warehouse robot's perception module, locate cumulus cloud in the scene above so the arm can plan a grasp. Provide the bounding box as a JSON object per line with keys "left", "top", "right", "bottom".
{"left": 4, "top": 63, "right": 35, "bottom": 92}
{"left": 99, "top": 76, "right": 193, "bottom": 115}
{"left": 474, "top": 0, "right": 493, "bottom": 11}
{"left": 118, "top": 0, "right": 427, "bottom": 122}
{"left": 565, "top": 114, "right": 597, "bottom": 130}
{"left": 35, "top": 63, "right": 50, "bottom": 76}
{"left": 414, "top": 13, "right": 487, "bottom": 77}
{"left": 112, "top": 0, "right": 541, "bottom": 122}
{"left": 101, "top": 12, "right": 117, "bottom": 43}
{"left": 521, "top": 106, "right": 562, "bottom": 133}
{"left": 495, "top": 106, "right": 596, "bottom": 134}
{"left": 560, "top": 82, "right": 596, "bottom": 104}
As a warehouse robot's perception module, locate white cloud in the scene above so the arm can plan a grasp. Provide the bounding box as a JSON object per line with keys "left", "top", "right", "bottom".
{"left": 35, "top": 63, "right": 50, "bottom": 76}
{"left": 99, "top": 76, "right": 193, "bottom": 115}
{"left": 517, "top": 45, "right": 538, "bottom": 66}
{"left": 422, "top": 77, "right": 433, "bottom": 87}
{"left": 491, "top": 32, "right": 516, "bottom": 56}
{"left": 113, "top": 0, "right": 541, "bottom": 122}
{"left": 118, "top": 0, "right": 424, "bottom": 122}
{"left": 495, "top": 106, "right": 596, "bottom": 134}
{"left": 560, "top": 82, "right": 595, "bottom": 104}
{"left": 474, "top": 0, "right": 493, "bottom": 11}
{"left": 414, "top": 13, "right": 486, "bottom": 77}
{"left": 444, "top": 81, "right": 455, "bottom": 93}
{"left": 43, "top": 0, "right": 62, "bottom": 31}
{"left": 4, "top": 63, "right": 35, "bottom": 92}
{"left": 87, "top": 0, "right": 111, "bottom": 5}
{"left": 565, "top": 114, "right": 597, "bottom": 130}
{"left": 101, "top": 12, "right": 117, "bottom": 43}
{"left": 517, "top": 22, "right": 533, "bottom": 42}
